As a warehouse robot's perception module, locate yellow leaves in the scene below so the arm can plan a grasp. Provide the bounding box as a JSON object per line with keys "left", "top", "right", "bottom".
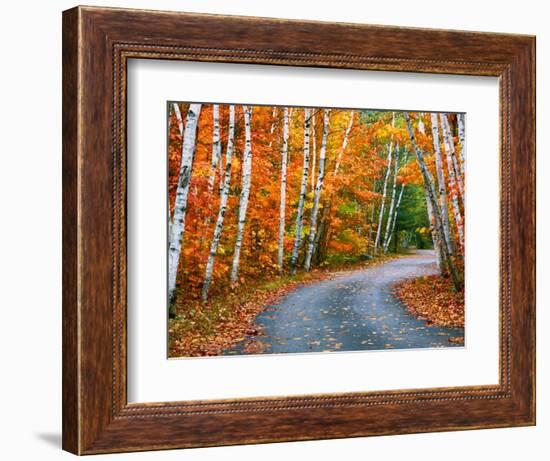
{"left": 231, "top": 156, "right": 241, "bottom": 171}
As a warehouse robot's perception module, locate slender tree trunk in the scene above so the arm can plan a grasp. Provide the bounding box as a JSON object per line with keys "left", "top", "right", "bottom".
{"left": 230, "top": 106, "right": 253, "bottom": 285}
{"left": 384, "top": 151, "right": 410, "bottom": 253}
{"left": 201, "top": 106, "right": 236, "bottom": 301}
{"left": 172, "top": 103, "right": 184, "bottom": 135}
{"left": 313, "top": 203, "right": 329, "bottom": 265}
{"left": 277, "top": 107, "right": 290, "bottom": 273}
{"left": 309, "top": 111, "right": 353, "bottom": 266}
{"left": 207, "top": 104, "right": 221, "bottom": 192}
{"left": 439, "top": 114, "right": 465, "bottom": 250}
{"left": 424, "top": 187, "right": 445, "bottom": 273}
{"left": 383, "top": 143, "right": 400, "bottom": 253}
{"left": 217, "top": 151, "right": 225, "bottom": 196}
{"left": 290, "top": 108, "right": 311, "bottom": 275}
{"left": 311, "top": 112, "right": 317, "bottom": 193}
{"left": 333, "top": 111, "right": 355, "bottom": 176}
{"left": 457, "top": 113, "right": 466, "bottom": 169}
{"left": 304, "top": 109, "right": 330, "bottom": 271}
{"left": 373, "top": 112, "right": 395, "bottom": 255}
{"left": 430, "top": 113, "right": 455, "bottom": 254}
{"left": 418, "top": 113, "right": 425, "bottom": 134}
{"left": 404, "top": 112, "right": 463, "bottom": 290}
{"left": 440, "top": 114, "right": 465, "bottom": 201}
{"left": 368, "top": 204, "right": 376, "bottom": 255}
{"left": 386, "top": 183, "right": 405, "bottom": 252}
{"left": 268, "top": 107, "right": 277, "bottom": 148}
{"left": 167, "top": 103, "right": 202, "bottom": 305}
{"left": 217, "top": 107, "right": 225, "bottom": 196}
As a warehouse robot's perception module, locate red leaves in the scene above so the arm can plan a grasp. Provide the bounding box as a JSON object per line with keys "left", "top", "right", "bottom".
{"left": 393, "top": 275, "right": 465, "bottom": 328}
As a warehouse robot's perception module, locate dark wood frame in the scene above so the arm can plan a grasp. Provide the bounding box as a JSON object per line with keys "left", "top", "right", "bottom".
{"left": 62, "top": 5, "right": 536, "bottom": 455}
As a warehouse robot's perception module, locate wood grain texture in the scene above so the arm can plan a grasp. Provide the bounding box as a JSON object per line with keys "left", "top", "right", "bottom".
{"left": 62, "top": 6, "right": 79, "bottom": 454}
{"left": 62, "top": 5, "right": 536, "bottom": 455}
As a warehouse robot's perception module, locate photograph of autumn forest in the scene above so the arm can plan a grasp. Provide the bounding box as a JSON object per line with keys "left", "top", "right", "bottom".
{"left": 168, "top": 102, "right": 465, "bottom": 358}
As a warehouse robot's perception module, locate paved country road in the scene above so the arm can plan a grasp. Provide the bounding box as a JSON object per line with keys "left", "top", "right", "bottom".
{"left": 224, "top": 250, "right": 464, "bottom": 355}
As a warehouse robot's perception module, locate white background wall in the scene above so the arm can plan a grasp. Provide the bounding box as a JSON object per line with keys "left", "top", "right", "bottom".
{"left": 0, "top": 0, "right": 546, "bottom": 459}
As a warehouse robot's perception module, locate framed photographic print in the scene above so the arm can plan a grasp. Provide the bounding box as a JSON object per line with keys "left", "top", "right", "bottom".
{"left": 62, "top": 5, "right": 535, "bottom": 455}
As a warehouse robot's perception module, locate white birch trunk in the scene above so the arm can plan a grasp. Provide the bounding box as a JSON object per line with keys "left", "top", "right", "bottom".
{"left": 440, "top": 114, "right": 465, "bottom": 249}
{"left": 404, "top": 112, "right": 462, "bottom": 290}
{"left": 304, "top": 109, "right": 330, "bottom": 271}
{"left": 167, "top": 103, "right": 202, "bottom": 303}
{"left": 430, "top": 113, "right": 455, "bottom": 255}
{"left": 310, "top": 112, "right": 317, "bottom": 193}
{"left": 373, "top": 112, "right": 395, "bottom": 255}
{"left": 268, "top": 107, "right": 277, "bottom": 148}
{"left": 385, "top": 183, "right": 405, "bottom": 252}
{"left": 333, "top": 111, "right": 354, "bottom": 176}
{"left": 287, "top": 108, "right": 294, "bottom": 164}
{"left": 207, "top": 104, "right": 221, "bottom": 193}
{"left": 230, "top": 106, "right": 253, "bottom": 285}
{"left": 424, "top": 186, "right": 445, "bottom": 273}
{"left": 441, "top": 114, "right": 465, "bottom": 201}
{"left": 290, "top": 108, "right": 311, "bottom": 274}
{"left": 277, "top": 107, "right": 290, "bottom": 273}
{"left": 382, "top": 143, "right": 400, "bottom": 253}
{"left": 173, "top": 103, "right": 184, "bottom": 135}
{"left": 218, "top": 151, "right": 225, "bottom": 196}
{"left": 457, "top": 113, "right": 466, "bottom": 168}
{"left": 418, "top": 113, "right": 425, "bottom": 134}
{"left": 201, "top": 106, "right": 236, "bottom": 301}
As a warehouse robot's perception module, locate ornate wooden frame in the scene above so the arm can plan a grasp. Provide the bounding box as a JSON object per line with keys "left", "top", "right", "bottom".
{"left": 62, "top": 5, "right": 535, "bottom": 455}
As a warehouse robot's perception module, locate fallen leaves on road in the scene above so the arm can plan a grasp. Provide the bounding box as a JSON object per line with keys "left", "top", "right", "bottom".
{"left": 393, "top": 275, "right": 465, "bottom": 328}
{"left": 448, "top": 336, "right": 465, "bottom": 344}
{"left": 169, "top": 255, "right": 401, "bottom": 357}
{"left": 169, "top": 270, "right": 333, "bottom": 357}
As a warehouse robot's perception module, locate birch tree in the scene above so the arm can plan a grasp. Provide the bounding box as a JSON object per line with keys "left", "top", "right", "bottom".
{"left": 382, "top": 143, "right": 401, "bottom": 253}
{"left": 268, "top": 107, "right": 277, "bottom": 148}
{"left": 418, "top": 114, "right": 425, "bottom": 134}
{"left": 424, "top": 187, "right": 445, "bottom": 272}
{"left": 430, "top": 113, "right": 454, "bottom": 254}
{"left": 277, "top": 107, "right": 290, "bottom": 273}
{"left": 440, "top": 114, "right": 464, "bottom": 200}
{"left": 404, "top": 112, "right": 463, "bottom": 290}
{"left": 304, "top": 109, "right": 330, "bottom": 271}
{"left": 207, "top": 104, "right": 221, "bottom": 193}
{"left": 311, "top": 111, "right": 355, "bottom": 263}
{"left": 457, "top": 113, "right": 466, "bottom": 168}
{"left": 201, "top": 105, "right": 236, "bottom": 301}
{"left": 168, "top": 103, "right": 202, "bottom": 304}
{"left": 310, "top": 112, "right": 317, "bottom": 193}
{"left": 385, "top": 183, "right": 405, "bottom": 253}
{"left": 290, "top": 108, "right": 311, "bottom": 275}
{"left": 230, "top": 106, "right": 253, "bottom": 285}
{"left": 440, "top": 114, "right": 465, "bottom": 249}
{"left": 333, "top": 111, "right": 354, "bottom": 176}
{"left": 373, "top": 112, "right": 395, "bottom": 255}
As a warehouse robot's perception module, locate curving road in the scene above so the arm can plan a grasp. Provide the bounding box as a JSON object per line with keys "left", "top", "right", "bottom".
{"left": 223, "top": 250, "right": 464, "bottom": 356}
